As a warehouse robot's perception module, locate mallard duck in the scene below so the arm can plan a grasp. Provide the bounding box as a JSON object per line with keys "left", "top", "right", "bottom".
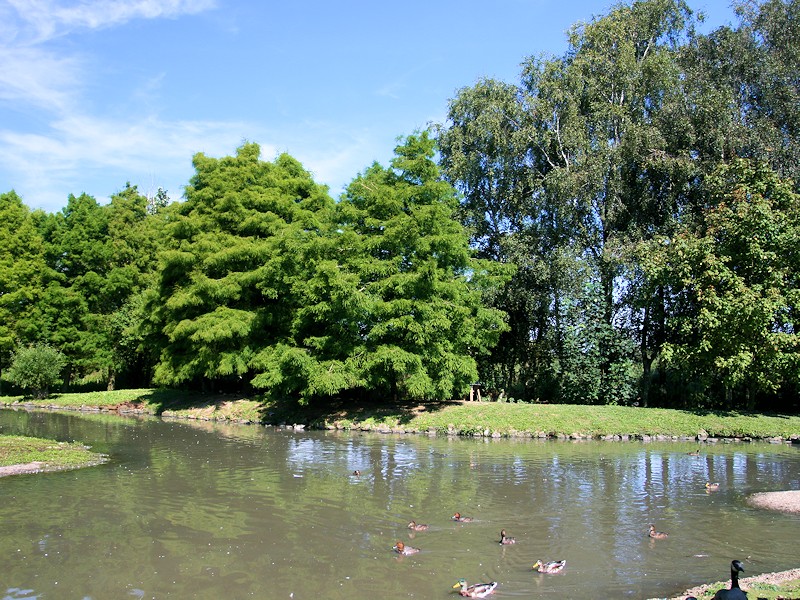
{"left": 706, "top": 482, "right": 720, "bottom": 491}
{"left": 649, "top": 524, "right": 668, "bottom": 539}
{"left": 352, "top": 470, "right": 361, "bottom": 476}
{"left": 498, "top": 529, "right": 516, "bottom": 545}
{"left": 532, "top": 559, "right": 566, "bottom": 574}
{"left": 407, "top": 520, "right": 429, "bottom": 531}
{"left": 393, "top": 541, "right": 420, "bottom": 555}
{"left": 451, "top": 512, "right": 474, "bottom": 522}
{"left": 712, "top": 559, "right": 747, "bottom": 599}
{"left": 452, "top": 579, "right": 498, "bottom": 598}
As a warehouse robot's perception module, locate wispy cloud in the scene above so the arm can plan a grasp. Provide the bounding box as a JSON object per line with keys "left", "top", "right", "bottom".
{"left": 0, "top": 45, "right": 81, "bottom": 111}
{"left": 5, "top": 0, "right": 216, "bottom": 42}
{"left": 0, "top": 113, "right": 262, "bottom": 208}
{"left": 0, "top": 0, "right": 230, "bottom": 210}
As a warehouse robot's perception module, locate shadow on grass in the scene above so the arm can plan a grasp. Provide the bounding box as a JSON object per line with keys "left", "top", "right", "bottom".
{"left": 677, "top": 407, "right": 796, "bottom": 420}
{"left": 257, "top": 396, "right": 463, "bottom": 427}
{"left": 130, "top": 389, "right": 462, "bottom": 425}
{"left": 134, "top": 389, "right": 234, "bottom": 416}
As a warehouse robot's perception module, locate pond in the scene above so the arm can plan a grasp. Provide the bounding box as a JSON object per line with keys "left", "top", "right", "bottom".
{"left": 1, "top": 408, "right": 799, "bottom": 599}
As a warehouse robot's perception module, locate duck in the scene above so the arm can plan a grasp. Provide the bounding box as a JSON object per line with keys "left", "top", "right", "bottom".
{"left": 712, "top": 559, "right": 748, "bottom": 599}
{"left": 392, "top": 541, "right": 420, "bottom": 555}
{"left": 407, "top": 520, "right": 429, "bottom": 531}
{"left": 498, "top": 529, "right": 516, "bottom": 545}
{"left": 451, "top": 512, "right": 474, "bottom": 522}
{"left": 706, "top": 481, "right": 720, "bottom": 491}
{"left": 452, "top": 579, "right": 498, "bottom": 598}
{"left": 649, "top": 524, "right": 668, "bottom": 539}
{"left": 352, "top": 470, "right": 361, "bottom": 476}
{"left": 532, "top": 559, "right": 566, "bottom": 574}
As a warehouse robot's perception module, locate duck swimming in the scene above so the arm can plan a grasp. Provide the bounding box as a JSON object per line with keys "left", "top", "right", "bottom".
{"left": 712, "top": 559, "right": 747, "bottom": 599}
{"left": 451, "top": 512, "right": 474, "bottom": 522}
{"left": 498, "top": 529, "right": 516, "bottom": 545}
{"left": 452, "top": 579, "right": 498, "bottom": 598}
{"left": 393, "top": 541, "right": 420, "bottom": 555}
{"left": 649, "top": 524, "right": 668, "bottom": 539}
{"left": 407, "top": 520, "right": 429, "bottom": 531}
{"left": 706, "top": 482, "right": 720, "bottom": 491}
{"left": 532, "top": 559, "right": 566, "bottom": 574}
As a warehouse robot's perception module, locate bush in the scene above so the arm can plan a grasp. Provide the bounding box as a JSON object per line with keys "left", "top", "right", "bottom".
{"left": 5, "top": 344, "right": 67, "bottom": 399}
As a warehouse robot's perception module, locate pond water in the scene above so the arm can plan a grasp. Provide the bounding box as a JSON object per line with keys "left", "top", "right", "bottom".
{"left": 1, "top": 408, "right": 799, "bottom": 600}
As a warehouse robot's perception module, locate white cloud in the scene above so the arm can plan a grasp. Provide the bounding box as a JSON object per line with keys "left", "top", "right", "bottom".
{"left": 5, "top": 0, "right": 216, "bottom": 41}
{"left": 0, "top": 0, "right": 224, "bottom": 210}
{"left": 0, "top": 45, "right": 81, "bottom": 111}
{"left": 0, "top": 113, "right": 265, "bottom": 209}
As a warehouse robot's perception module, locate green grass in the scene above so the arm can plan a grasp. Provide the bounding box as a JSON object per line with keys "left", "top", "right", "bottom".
{"left": 0, "top": 434, "right": 105, "bottom": 470}
{"left": 672, "top": 573, "right": 800, "bottom": 600}
{"left": 3, "top": 390, "right": 800, "bottom": 440}
{"left": 308, "top": 401, "right": 800, "bottom": 440}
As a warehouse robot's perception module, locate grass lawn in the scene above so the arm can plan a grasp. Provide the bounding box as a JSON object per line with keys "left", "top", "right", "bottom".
{"left": 0, "top": 434, "right": 105, "bottom": 474}
{"left": 2, "top": 389, "right": 800, "bottom": 440}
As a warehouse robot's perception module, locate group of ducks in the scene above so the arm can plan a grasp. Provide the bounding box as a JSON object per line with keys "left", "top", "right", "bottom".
{"left": 385, "top": 473, "right": 741, "bottom": 598}
{"left": 397, "top": 514, "right": 740, "bottom": 597}
{"left": 391, "top": 512, "right": 566, "bottom": 598}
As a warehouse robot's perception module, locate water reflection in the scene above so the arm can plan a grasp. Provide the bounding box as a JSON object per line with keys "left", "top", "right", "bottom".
{"left": 1, "top": 408, "right": 798, "bottom": 599}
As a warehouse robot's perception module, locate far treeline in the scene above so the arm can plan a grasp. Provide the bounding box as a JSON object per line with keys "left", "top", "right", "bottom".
{"left": 1, "top": 0, "right": 798, "bottom": 413}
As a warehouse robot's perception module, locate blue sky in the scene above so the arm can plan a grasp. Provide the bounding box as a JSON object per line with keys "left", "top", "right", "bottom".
{"left": 0, "top": 0, "right": 738, "bottom": 213}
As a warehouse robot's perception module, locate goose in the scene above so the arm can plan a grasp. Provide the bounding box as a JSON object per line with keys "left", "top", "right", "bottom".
{"left": 712, "top": 560, "right": 747, "bottom": 599}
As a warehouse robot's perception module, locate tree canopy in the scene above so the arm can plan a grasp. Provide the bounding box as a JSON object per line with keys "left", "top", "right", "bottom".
{"left": 1, "top": 0, "right": 798, "bottom": 411}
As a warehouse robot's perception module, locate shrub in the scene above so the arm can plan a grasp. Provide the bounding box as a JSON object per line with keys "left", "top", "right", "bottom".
{"left": 5, "top": 344, "right": 67, "bottom": 399}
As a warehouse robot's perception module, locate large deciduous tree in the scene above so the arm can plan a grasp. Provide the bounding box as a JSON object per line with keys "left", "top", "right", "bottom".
{"left": 643, "top": 159, "right": 800, "bottom": 409}
{"left": 684, "top": 0, "right": 800, "bottom": 182}
{"left": 440, "top": 0, "right": 697, "bottom": 404}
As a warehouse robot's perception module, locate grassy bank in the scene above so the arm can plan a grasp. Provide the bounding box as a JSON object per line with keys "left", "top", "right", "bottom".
{"left": 0, "top": 434, "right": 106, "bottom": 475}
{"left": 2, "top": 389, "right": 800, "bottom": 441}
{"left": 663, "top": 568, "right": 800, "bottom": 600}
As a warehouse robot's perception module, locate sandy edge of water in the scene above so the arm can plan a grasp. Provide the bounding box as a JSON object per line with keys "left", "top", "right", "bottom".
{"left": 747, "top": 490, "right": 800, "bottom": 514}
{"left": 0, "top": 461, "right": 47, "bottom": 477}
